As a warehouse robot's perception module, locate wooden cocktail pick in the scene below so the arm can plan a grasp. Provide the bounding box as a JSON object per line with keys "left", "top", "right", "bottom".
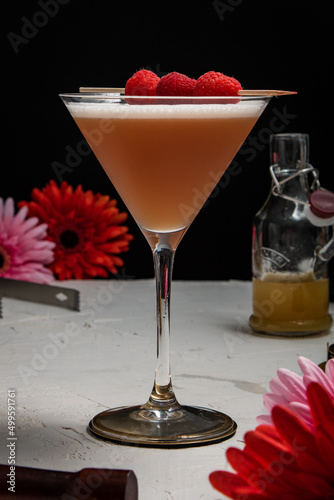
{"left": 238, "top": 89, "right": 297, "bottom": 96}
{"left": 79, "top": 87, "right": 125, "bottom": 93}
{"left": 78, "top": 87, "right": 296, "bottom": 96}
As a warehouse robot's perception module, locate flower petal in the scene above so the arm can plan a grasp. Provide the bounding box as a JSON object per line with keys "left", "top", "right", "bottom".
{"left": 298, "top": 357, "right": 334, "bottom": 399}
{"left": 263, "top": 393, "right": 289, "bottom": 413}
{"left": 256, "top": 414, "right": 272, "bottom": 426}
{"left": 271, "top": 405, "right": 316, "bottom": 453}
{"left": 325, "top": 359, "right": 334, "bottom": 384}
{"left": 209, "top": 470, "right": 264, "bottom": 499}
{"left": 3, "top": 197, "right": 15, "bottom": 222}
{"left": 277, "top": 367, "right": 308, "bottom": 403}
{"left": 297, "top": 472, "right": 334, "bottom": 497}
{"left": 244, "top": 428, "right": 291, "bottom": 469}
{"left": 307, "top": 382, "right": 334, "bottom": 429}
{"left": 288, "top": 401, "right": 313, "bottom": 428}
{"left": 226, "top": 447, "right": 263, "bottom": 480}
{"left": 314, "top": 425, "right": 334, "bottom": 478}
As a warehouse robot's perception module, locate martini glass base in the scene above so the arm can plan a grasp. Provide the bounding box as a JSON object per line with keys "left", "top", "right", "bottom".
{"left": 88, "top": 403, "right": 237, "bottom": 448}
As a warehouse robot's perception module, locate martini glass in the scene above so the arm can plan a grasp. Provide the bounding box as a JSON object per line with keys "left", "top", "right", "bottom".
{"left": 60, "top": 93, "right": 271, "bottom": 447}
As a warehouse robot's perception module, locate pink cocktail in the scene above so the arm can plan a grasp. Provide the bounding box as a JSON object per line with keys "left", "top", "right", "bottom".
{"left": 61, "top": 93, "right": 271, "bottom": 447}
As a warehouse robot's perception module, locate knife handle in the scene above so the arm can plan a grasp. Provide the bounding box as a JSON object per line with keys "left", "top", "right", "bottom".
{"left": 0, "top": 465, "right": 138, "bottom": 500}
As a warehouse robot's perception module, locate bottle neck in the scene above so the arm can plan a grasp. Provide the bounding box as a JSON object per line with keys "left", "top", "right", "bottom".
{"left": 270, "top": 133, "right": 309, "bottom": 171}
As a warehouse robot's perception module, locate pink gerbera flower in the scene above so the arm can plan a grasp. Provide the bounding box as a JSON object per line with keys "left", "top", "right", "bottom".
{"left": 257, "top": 357, "right": 334, "bottom": 431}
{"left": 0, "top": 197, "right": 54, "bottom": 284}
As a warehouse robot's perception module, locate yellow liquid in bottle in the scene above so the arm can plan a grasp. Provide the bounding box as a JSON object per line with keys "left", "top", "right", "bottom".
{"left": 249, "top": 273, "right": 332, "bottom": 335}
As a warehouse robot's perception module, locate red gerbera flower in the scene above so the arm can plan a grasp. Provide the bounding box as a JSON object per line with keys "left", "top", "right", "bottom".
{"left": 210, "top": 382, "right": 334, "bottom": 499}
{"left": 19, "top": 181, "right": 133, "bottom": 280}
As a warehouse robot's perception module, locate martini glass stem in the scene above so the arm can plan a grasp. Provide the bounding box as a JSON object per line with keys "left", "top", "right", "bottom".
{"left": 148, "top": 238, "right": 179, "bottom": 409}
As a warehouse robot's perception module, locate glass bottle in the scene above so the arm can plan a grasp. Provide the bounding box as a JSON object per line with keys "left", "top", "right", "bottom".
{"left": 249, "top": 133, "right": 333, "bottom": 336}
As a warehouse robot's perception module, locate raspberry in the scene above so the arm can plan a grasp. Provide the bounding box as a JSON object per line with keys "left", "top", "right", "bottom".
{"left": 125, "top": 69, "right": 160, "bottom": 96}
{"left": 194, "top": 71, "right": 242, "bottom": 96}
{"left": 156, "top": 72, "right": 196, "bottom": 96}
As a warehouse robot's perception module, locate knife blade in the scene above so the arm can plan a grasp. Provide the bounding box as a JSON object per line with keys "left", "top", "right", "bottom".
{"left": 0, "top": 278, "right": 80, "bottom": 315}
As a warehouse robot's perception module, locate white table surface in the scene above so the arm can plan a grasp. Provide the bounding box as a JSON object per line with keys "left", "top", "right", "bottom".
{"left": 1, "top": 279, "right": 333, "bottom": 500}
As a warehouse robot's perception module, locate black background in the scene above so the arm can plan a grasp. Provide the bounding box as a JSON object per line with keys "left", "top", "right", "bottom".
{"left": 3, "top": 0, "right": 334, "bottom": 282}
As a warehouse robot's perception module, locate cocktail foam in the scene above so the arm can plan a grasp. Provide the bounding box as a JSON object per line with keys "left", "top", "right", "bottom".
{"left": 65, "top": 100, "right": 267, "bottom": 120}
